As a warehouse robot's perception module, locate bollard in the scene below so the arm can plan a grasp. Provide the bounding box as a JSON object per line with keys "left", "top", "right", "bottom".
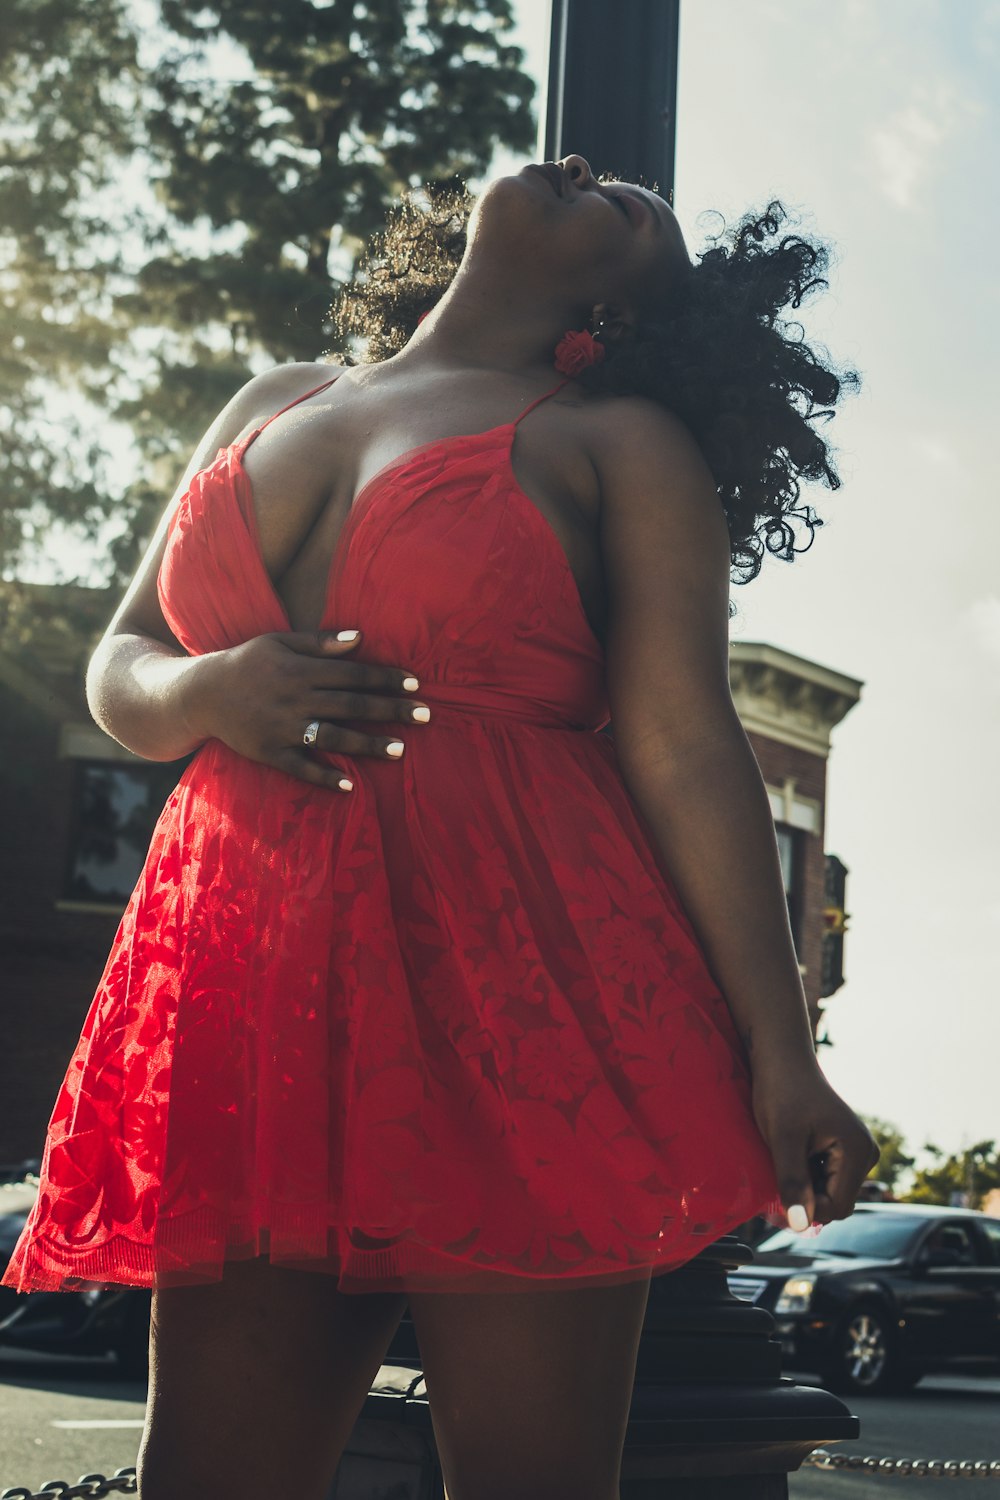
{"left": 328, "top": 1236, "right": 858, "bottom": 1499}
{"left": 328, "top": 1366, "right": 442, "bottom": 1500}
{"left": 619, "top": 1234, "right": 858, "bottom": 1494}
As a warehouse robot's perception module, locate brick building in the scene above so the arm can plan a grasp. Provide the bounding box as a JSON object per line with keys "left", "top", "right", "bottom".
{"left": 729, "top": 641, "right": 862, "bottom": 1040}
{"left": 0, "top": 583, "right": 862, "bottom": 1165}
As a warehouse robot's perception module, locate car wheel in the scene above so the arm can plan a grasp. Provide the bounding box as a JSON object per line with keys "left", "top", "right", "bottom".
{"left": 114, "top": 1293, "right": 151, "bottom": 1382}
{"left": 821, "top": 1304, "right": 920, "bottom": 1396}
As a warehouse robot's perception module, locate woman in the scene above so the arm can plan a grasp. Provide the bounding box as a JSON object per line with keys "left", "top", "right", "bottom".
{"left": 4, "top": 155, "right": 877, "bottom": 1500}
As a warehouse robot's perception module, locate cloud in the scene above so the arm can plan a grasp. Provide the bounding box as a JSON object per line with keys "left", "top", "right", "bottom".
{"left": 912, "top": 434, "right": 959, "bottom": 466}
{"left": 868, "top": 81, "right": 986, "bottom": 209}
{"left": 964, "top": 594, "right": 1000, "bottom": 662}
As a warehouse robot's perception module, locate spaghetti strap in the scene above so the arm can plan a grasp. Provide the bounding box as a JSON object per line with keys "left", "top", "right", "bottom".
{"left": 511, "top": 377, "right": 572, "bottom": 427}
{"left": 240, "top": 374, "right": 340, "bottom": 454}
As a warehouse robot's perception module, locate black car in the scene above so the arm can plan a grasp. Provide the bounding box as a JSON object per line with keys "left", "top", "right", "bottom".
{"left": 727, "top": 1202, "right": 1000, "bottom": 1395}
{"left": 0, "top": 1179, "right": 151, "bottom": 1379}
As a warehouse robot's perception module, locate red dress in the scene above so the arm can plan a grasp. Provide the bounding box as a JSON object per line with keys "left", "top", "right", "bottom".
{"left": 3, "top": 376, "right": 781, "bottom": 1295}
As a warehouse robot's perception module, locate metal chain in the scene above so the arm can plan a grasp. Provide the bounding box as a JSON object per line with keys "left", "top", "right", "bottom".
{"left": 805, "top": 1449, "right": 1000, "bottom": 1478}
{"left": 0, "top": 1469, "right": 137, "bottom": 1499}
{"left": 6, "top": 1451, "right": 1000, "bottom": 1493}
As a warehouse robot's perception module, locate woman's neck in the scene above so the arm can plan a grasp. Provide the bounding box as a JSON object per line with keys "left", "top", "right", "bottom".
{"left": 393, "top": 262, "right": 588, "bottom": 378}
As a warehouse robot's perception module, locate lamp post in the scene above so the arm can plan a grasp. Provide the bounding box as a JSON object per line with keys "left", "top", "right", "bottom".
{"left": 543, "top": 0, "right": 680, "bottom": 198}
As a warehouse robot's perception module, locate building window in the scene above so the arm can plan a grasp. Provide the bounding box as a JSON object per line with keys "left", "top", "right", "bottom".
{"left": 63, "top": 760, "right": 182, "bottom": 905}
{"left": 774, "top": 822, "right": 802, "bottom": 952}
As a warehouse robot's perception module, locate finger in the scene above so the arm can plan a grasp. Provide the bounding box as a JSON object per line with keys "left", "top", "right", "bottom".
{"left": 268, "top": 630, "right": 422, "bottom": 699}
{"left": 307, "top": 689, "right": 431, "bottom": 726}
{"left": 274, "top": 748, "right": 355, "bottom": 792}
{"left": 812, "top": 1140, "right": 865, "bottom": 1220}
{"left": 308, "top": 723, "right": 408, "bottom": 761}
{"left": 811, "top": 1193, "right": 836, "bottom": 1226}
{"left": 809, "top": 1151, "right": 837, "bottom": 1225}
{"left": 314, "top": 660, "right": 423, "bottom": 697}
{"left": 273, "top": 628, "right": 364, "bottom": 657}
{"left": 769, "top": 1132, "right": 816, "bottom": 1231}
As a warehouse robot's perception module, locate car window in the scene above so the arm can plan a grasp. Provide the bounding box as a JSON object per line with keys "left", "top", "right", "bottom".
{"left": 921, "top": 1223, "right": 978, "bottom": 1266}
{"left": 757, "top": 1210, "right": 923, "bottom": 1259}
{"left": 975, "top": 1216, "right": 1000, "bottom": 1266}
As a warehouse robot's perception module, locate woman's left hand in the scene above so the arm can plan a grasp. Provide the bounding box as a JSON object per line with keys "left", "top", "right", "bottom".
{"left": 750, "top": 1061, "right": 881, "bottom": 1229}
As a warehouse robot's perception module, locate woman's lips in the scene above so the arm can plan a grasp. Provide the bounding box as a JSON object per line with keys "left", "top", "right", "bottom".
{"left": 525, "top": 162, "right": 563, "bottom": 197}
{"left": 620, "top": 191, "right": 650, "bottom": 227}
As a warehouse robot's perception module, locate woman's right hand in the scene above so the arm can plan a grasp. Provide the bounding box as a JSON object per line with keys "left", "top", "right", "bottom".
{"left": 751, "top": 1061, "right": 881, "bottom": 1229}
{"left": 187, "top": 629, "right": 429, "bottom": 791}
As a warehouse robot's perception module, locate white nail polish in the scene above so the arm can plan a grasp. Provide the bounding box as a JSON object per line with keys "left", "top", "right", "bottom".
{"left": 787, "top": 1204, "right": 809, "bottom": 1232}
{"left": 338, "top": 778, "right": 353, "bottom": 791}
{"left": 336, "top": 629, "right": 360, "bottom": 641}
{"left": 412, "top": 705, "right": 431, "bottom": 722}
{"left": 386, "top": 741, "right": 405, "bottom": 757}
{"left": 402, "top": 676, "right": 419, "bottom": 691}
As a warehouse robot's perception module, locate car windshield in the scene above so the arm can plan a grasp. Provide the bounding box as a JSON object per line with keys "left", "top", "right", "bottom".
{"left": 757, "top": 1211, "right": 923, "bottom": 1260}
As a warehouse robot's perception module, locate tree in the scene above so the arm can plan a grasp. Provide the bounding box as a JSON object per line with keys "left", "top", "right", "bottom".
{"left": 0, "top": 0, "right": 536, "bottom": 603}
{"left": 0, "top": 0, "right": 143, "bottom": 577}
{"left": 860, "top": 1116, "right": 915, "bottom": 1194}
{"left": 902, "top": 1140, "right": 1000, "bottom": 1211}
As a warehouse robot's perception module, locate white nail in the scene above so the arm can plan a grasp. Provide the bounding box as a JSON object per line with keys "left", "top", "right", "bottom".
{"left": 338, "top": 778, "right": 353, "bottom": 791}
{"left": 402, "top": 676, "right": 419, "bottom": 691}
{"left": 386, "top": 741, "right": 405, "bottom": 757}
{"left": 411, "top": 705, "right": 431, "bottom": 722}
{"left": 787, "top": 1204, "right": 809, "bottom": 1232}
{"left": 336, "top": 629, "right": 360, "bottom": 642}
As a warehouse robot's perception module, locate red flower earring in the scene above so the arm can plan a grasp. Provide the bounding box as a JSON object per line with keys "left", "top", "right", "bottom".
{"left": 553, "top": 327, "right": 607, "bottom": 376}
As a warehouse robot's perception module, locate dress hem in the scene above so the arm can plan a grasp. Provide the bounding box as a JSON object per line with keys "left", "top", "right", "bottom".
{"left": 1, "top": 1195, "right": 786, "bottom": 1296}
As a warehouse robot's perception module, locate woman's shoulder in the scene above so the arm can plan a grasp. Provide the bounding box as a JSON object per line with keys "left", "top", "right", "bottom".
{"left": 580, "top": 389, "right": 693, "bottom": 448}
{"left": 577, "top": 391, "right": 707, "bottom": 495}
{"left": 199, "top": 362, "right": 346, "bottom": 458}
{"left": 239, "top": 359, "right": 347, "bottom": 426}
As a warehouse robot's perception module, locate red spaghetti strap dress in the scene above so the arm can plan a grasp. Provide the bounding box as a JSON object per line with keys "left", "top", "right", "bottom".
{"left": 3, "top": 375, "right": 782, "bottom": 1296}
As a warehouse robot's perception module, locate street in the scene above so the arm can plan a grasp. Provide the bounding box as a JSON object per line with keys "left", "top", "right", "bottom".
{"left": 0, "top": 1349, "right": 145, "bottom": 1494}
{"left": 788, "top": 1369, "right": 1000, "bottom": 1498}
{"left": 1, "top": 1350, "right": 997, "bottom": 1498}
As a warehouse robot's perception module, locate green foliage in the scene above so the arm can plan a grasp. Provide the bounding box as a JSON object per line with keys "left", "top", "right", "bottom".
{"left": 133, "top": 0, "right": 534, "bottom": 360}
{"left": 0, "top": 0, "right": 142, "bottom": 576}
{"left": 902, "top": 1140, "right": 1000, "bottom": 1211}
{"left": 0, "top": 0, "right": 537, "bottom": 601}
{"left": 860, "top": 1116, "right": 916, "bottom": 1193}
{"left": 859, "top": 1117, "right": 1000, "bottom": 1209}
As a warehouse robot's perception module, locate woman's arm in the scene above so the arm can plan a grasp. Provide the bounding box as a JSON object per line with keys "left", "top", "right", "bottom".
{"left": 594, "top": 397, "right": 814, "bottom": 1065}
{"left": 592, "top": 397, "right": 877, "bottom": 1221}
{"left": 88, "top": 362, "right": 327, "bottom": 759}
{"left": 87, "top": 363, "right": 427, "bottom": 787}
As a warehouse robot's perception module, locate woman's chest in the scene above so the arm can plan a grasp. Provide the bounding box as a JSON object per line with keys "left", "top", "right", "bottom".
{"left": 239, "top": 395, "right": 608, "bottom": 645}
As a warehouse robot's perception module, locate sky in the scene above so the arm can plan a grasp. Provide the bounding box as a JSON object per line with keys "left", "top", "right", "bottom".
{"left": 498, "top": 0, "right": 1000, "bottom": 1164}
{"left": 23, "top": 1, "right": 998, "bottom": 1168}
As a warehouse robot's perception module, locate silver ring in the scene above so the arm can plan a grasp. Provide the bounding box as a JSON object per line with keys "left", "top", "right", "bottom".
{"left": 302, "top": 719, "right": 321, "bottom": 747}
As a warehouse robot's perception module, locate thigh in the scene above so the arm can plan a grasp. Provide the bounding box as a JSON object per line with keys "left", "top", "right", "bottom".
{"left": 138, "top": 1255, "right": 407, "bottom": 1500}
{"left": 407, "top": 1274, "right": 651, "bottom": 1500}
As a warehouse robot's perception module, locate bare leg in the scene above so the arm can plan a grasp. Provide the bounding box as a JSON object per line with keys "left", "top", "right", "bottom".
{"left": 136, "top": 1255, "right": 407, "bottom": 1500}
{"left": 407, "top": 1274, "right": 652, "bottom": 1500}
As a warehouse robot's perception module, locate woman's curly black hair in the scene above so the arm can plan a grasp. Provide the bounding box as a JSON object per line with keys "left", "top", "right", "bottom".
{"left": 327, "top": 183, "right": 861, "bottom": 604}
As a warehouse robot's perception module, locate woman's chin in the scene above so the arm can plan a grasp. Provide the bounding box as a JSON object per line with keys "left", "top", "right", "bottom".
{"left": 468, "top": 171, "right": 555, "bottom": 246}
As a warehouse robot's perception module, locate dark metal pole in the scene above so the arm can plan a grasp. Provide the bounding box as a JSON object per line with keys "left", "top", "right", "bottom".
{"left": 543, "top": 0, "right": 680, "bottom": 203}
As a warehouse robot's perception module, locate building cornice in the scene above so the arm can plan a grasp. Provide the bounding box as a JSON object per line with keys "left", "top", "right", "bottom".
{"left": 729, "top": 641, "right": 863, "bottom": 757}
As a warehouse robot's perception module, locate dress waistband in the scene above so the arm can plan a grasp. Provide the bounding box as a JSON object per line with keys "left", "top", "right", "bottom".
{"left": 336, "top": 681, "right": 602, "bottom": 736}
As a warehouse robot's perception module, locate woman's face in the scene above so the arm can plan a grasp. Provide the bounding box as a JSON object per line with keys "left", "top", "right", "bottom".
{"left": 466, "top": 153, "right": 690, "bottom": 321}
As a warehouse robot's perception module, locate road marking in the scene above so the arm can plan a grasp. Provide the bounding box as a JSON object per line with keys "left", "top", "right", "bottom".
{"left": 50, "top": 1419, "right": 146, "bottom": 1428}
